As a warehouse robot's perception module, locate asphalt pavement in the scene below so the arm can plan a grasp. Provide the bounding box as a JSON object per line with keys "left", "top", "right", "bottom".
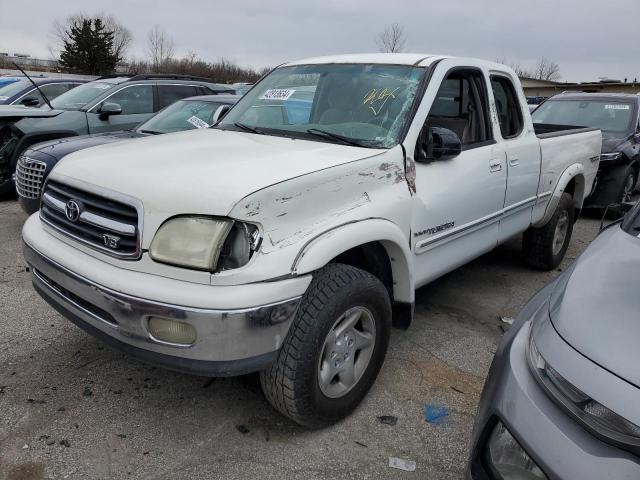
{"left": 0, "top": 198, "right": 602, "bottom": 479}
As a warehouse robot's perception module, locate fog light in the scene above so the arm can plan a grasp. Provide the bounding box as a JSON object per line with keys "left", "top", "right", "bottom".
{"left": 486, "top": 422, "right": 547, "bottom": 479}
{"left": 147, "top": 317, "right": 197, "bottom": 345}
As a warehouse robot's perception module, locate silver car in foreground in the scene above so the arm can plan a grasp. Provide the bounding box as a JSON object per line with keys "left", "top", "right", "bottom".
{"left": 467, "top": 202, "right": 640, "bottom": 479}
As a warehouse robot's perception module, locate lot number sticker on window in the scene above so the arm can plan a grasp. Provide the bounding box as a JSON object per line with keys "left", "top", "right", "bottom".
{"left": 187, "top": 116, "right": 210, "bottom": 129}
{"left": 605, "top": 104, "right": 630, "bottom": 110}
{"left": 260, "top": 89, "right": 295, "bottom": 101}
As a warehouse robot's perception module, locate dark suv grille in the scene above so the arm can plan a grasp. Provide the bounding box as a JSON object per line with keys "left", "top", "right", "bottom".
{"left": 40, "top": 181, "right": 140, "bottom": 258}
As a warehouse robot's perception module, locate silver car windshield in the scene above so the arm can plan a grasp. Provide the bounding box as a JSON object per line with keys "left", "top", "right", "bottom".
{"left": 139, "top": 100, "right": 230, "bottom": 134}
{"left": 218, "top": 63, "right": 425, "bottom": 148}
{"left": 49, "top": 82, "right": 113, "bottom": 110}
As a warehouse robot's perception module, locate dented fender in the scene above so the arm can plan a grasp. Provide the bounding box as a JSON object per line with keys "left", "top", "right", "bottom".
{"left": 215, "top": 146, "right": 413, "bottom": 288}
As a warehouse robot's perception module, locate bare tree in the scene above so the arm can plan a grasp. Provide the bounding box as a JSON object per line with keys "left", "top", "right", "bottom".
{"left": 146, "top": 25, "right": 175, "bottom": 73}
{"left": 495, "top": 56, "right": 561, "bottom": 81}
{"left": 531, "top": 57, "right": 561, "bottom": 81}
{"left": 50, "top": 13, "right": 131, "bottom": 63}
{"left": 494, "top": 57, "right": 530, "bottom": 78}
{"left": 375, "top": 23, "right": 406, "bottom": 53}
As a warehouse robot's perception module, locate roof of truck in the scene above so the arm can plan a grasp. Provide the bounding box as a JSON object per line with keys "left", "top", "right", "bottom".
{"left": 285, "top": 53, "right": 448, "bottom": 67}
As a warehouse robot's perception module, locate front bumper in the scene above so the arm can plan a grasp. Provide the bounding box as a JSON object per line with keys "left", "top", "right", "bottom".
{"left": 23, "top": 216, "right": 311, "bottom": 377}
{"left": 467, "top": 284, "right": 640, "bottom": 479}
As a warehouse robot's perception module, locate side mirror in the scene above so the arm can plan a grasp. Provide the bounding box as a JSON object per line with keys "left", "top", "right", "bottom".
{"left": 212, "top": 104, "right": 231, "bottom": 124}
{"left": 21, "top": 97, "right": 40, "bottom": 107}
{"left": 98, "top": 102, "right": 123, "bottom": 120}
{"left": 416, "top": 127, "right": 462, "bottom": 163}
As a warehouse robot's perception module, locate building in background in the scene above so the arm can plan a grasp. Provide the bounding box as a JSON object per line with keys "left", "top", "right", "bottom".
{"left": 521, "top": 76, "right": 640, "bottom": 99}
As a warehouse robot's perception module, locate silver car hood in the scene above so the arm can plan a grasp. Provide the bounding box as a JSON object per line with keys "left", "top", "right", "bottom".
{"left": 550, "top": 225, "right": 640, "bottom": 388}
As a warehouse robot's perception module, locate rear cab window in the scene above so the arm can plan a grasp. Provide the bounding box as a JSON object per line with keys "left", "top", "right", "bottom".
{"left": 490, "top": 75, "right": 524, "bottom": 138}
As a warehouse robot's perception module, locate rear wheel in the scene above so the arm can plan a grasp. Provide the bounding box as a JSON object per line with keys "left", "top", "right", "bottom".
{"left": 522, "top": 192, "right": 574, "bottom": 270}
{"left": 260, "top": 263, "right": 391, "bottom": 428}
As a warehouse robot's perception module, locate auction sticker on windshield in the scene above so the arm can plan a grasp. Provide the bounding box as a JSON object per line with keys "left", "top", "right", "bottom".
{"left": 187, "top": 116, "right": 210, "bottom": 129}
{"left": 605, "top": 104, "right": 630, "bottom": 110}
{"left": 260, "top": 89, "right": 295, "bottom": 101}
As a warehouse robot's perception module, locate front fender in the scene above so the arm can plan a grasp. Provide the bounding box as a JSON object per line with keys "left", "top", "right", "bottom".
{"left": 292, "top": 218, "right": 414, "bottom": 303}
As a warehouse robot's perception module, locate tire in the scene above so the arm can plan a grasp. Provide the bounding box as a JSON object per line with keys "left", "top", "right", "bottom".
{"left": 590, "top": 165, "right": 636, "bottom": 208}
{"left": 260, "top": 263, "right": 391, "bottom": 428}
{"left": 522, "top": 192, "right": 574, "bottom": 270}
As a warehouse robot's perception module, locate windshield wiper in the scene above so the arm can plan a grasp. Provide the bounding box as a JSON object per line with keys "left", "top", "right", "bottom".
{"left": 306, "top": 128, "right": 370, "bottom": 148}
{"left": 139, "top": 129, "right": 162, "bottom": 135}
{"left": 234, "top": 122, "right": 264, "bottom": 134}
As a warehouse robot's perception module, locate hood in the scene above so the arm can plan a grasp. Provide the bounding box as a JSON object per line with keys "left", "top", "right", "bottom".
{"left": 0, "top": 105, "right": 64, "bottom": 119}
{"left": 30, "top": 131, "right": 145, "bottom": 160}
{"left": 51, "top": 128, "right": 384, "bottom": 217}
{"left": 549, "top": 225, "right": 640, "bottom": 388}
{"left": 600, "top": 131, "right": 630, "bottom": 153}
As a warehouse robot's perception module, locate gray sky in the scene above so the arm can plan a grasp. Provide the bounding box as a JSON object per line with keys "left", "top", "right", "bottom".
{"left": 1, "top": 0, "right": 638, "bottom": 82}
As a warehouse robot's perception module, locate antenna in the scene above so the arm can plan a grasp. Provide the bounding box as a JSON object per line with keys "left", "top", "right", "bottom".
{"left": 12, "top": 62, "right": 53, "bottom": 110}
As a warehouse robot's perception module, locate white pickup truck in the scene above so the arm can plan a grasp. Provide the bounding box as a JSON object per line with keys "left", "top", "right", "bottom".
{"left": 22, "top": 54, "right": 601, "bottom": 427}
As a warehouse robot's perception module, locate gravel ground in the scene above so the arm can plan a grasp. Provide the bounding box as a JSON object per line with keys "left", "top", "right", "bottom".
{"left": 0, "top": 197, "right": 602, "bottom": 479}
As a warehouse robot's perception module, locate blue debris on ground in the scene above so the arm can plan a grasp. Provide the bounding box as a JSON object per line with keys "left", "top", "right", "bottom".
{"left": 424, "top": 404, "right": 449, "bottom": 424}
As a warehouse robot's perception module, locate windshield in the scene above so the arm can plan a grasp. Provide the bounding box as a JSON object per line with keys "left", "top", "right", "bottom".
{"left": 0, "top": 79, "right": 29, "bottom": 101}
{"left": 138, "top": 99, "right": 230, "bottom": 134}
{"left": 218, "top": 63, "right": 425, "bottom": 148}
{"left": 50, "top": 81, "right": 113, "bottom": 110}
{"left": 532, "top": 99, "right": 635, "bottom": 133}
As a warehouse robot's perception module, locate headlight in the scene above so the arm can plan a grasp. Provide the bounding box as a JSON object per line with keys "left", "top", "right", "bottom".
{"left": 149, "top": 216, "right": 261, "bottom": 271}
{"left": 485, "top": 421, "right": 547, "bottom": 479}
{"left": 600, "top": 152, "right": 622, "bottom": 161}
{"left": 528, "top": 333, "right": 640, "bottom": 454}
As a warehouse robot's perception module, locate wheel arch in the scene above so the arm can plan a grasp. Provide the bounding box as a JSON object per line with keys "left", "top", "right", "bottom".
{"left": 533, "top": 164, "right": 585, "bottom": 228}
{"left": 292, "top": 218, "right": 414, "bottom": 306}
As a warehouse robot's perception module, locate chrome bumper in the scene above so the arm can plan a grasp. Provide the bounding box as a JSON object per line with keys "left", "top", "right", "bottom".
{"left": 24, "top": 243, "right": 301, "bottom": 376}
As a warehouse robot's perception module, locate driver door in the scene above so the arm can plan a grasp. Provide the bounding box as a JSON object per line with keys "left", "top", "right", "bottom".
{"left": 411, "top": 67, "right": 507, "bottom": 285}
{"left": 86, "top": 84, "right": 155, "bottom": 133}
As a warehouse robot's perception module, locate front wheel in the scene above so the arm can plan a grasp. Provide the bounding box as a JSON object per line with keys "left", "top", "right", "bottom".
{"left": 260, "top": 263, "right": 391, "bottom": 428}
{"left": 522, "top": 192, "right": 575, "bottom": 270}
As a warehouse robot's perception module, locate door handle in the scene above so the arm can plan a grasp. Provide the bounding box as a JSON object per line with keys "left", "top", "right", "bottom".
{"left": 508, "top": 156, "right": 520, "bottom": 167}
{"left": 489, "top": 160, "right": 503, "bottom": 172}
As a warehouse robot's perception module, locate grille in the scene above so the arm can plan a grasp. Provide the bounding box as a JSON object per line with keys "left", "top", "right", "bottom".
{"left": 40, "top": 180, "right": 140, "bottom": 258}
{"left": 15, "top": 156, "right": 46, "bottom": 199}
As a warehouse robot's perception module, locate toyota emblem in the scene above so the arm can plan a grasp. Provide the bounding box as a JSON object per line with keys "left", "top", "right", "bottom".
{"left": 65, "top": 199, "right": 81, "bottom": 222}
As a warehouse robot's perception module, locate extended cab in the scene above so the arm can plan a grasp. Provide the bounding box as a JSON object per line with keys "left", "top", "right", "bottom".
{"left": 22, "top": 54, "right": 601, "bottom": 427}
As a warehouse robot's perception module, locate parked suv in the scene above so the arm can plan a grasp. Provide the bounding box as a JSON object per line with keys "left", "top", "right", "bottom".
{"left": 0, "top": 74, "right": 235, "bottom": 195}
{"left": 532, "top": 93, "right": 640, "bottom": 207}
{"left": 16, "top": 94, "right": 239, "bottom": 213}
{"left": 0, "top": 76, "right": 87, "bottom": 106}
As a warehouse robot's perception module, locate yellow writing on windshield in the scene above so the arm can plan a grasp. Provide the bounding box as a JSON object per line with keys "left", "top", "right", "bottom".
{"left": 363, "top": 87, "right": 400, "bottom": 115}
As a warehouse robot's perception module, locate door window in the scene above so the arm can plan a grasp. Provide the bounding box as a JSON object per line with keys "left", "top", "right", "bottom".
{"left": 490, "top": 76, "right": 523, "bottom": 138}
{"left": 425, "top": 70, "right": 491, "bottom": 146}
{"left": 158, "top": 85, "right": 198, "bottom": 109}
{"left": 103, "top": 85, "right": 154, "bottom": 114}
